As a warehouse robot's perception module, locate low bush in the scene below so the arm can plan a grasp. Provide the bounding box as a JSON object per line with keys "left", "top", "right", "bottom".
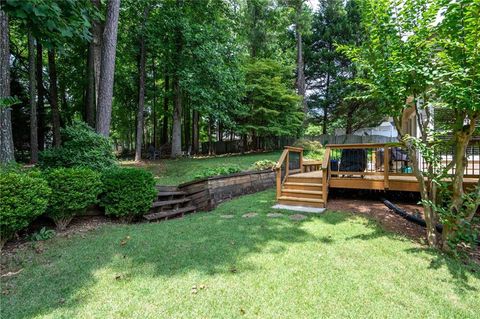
{"left": 39, "top": 120, "right": 117, "bottom": 170}
{"left": 44, "top": 167, "right": 102, "bottom": 230}
{"left": 294, "top": 139, "right": 325, "bottom": 160}
{"left": 100, "top": 167, "right": 157, "bottom": 222}
{"left": 0, "top": 170, "right": 51, "bottom": 246}
{"left": 193, "top": 165, "right": 242, "bottom": 179}
{"left": 251, "top": 159, "right": 277, "bottom": 171}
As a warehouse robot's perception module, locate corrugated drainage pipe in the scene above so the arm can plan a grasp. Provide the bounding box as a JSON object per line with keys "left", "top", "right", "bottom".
{"left": 380, "top": 198, "right": 443, "bottom": 233}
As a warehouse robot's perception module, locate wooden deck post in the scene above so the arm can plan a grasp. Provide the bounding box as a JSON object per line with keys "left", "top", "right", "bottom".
{"left": 384, "top": 147, "right": 389, "bottom": 190}
{"left": 275, "top": 168, "right": 281, "bottom": 200}
{"left": 299, "top": 149, "right": 304, "bottom": 173}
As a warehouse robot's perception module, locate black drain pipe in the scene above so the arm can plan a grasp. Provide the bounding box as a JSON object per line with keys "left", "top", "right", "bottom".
{"left": 380, "top": 198, "right": 443, "bottom": 233}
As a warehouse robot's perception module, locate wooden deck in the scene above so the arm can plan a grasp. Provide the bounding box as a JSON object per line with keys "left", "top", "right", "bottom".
{"left": 274, "top": 143, "right": 480, "bottom": 209}
{"left": 290, "top": 170, "right": 478, "bottom": 192}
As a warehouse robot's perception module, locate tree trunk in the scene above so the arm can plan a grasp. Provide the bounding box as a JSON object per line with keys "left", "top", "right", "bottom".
{"left": 28, "top": 33, "right": 38, "bottom": 163}
{"left": 48, "top": 49, "right": 61, "bottom": 147}
{"left": 171, "top": 75, "right": 182, "bottom": 157}
{"left": 192, "top": 109, "right": 199, "bottom": 154}
{"left": 0, "top": 6, "right": 14, "bottom": 164}
{"left": 152, "top": 57, "right": 157, "bottom": 148}
{"left": 161, "top": 73, "right": 169, "bottom": 145}
{"left": 86, "top": 45, "right": 96, "bottom": 127}
{"left": 295, "top": 2, "right": 306, "bottom": 117}
{"left": 394, "top": 118, "right": 440, "bottom": 247}
{"left": 323, "top": 73, "right": 330, "bottom": 134}
{"left": 208, "top": 117, "right": 214, "bottom": 155}
{"left": 171, "top": 10, "right": 183, "bottom": 158}
{"left": 92, "top": 0, "right": 102, "bottom": 106}
{"left": 36, "top": 42, "right": 45, "bottom": 151}
{"left": 96, "top": 0, "right": 120, "bottom": 137}
{"left": 183, "top": 99, "right": 190, "bottom": 153}
{"left": 442, "top": 118, "right": 478, "bottom": 250}
{"left": 135, "top": 9, "right": 148, "bottom": 162}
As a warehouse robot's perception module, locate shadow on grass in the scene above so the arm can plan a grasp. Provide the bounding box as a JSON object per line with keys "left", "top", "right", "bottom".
{"left": 404, "top": 247, "right": 480, "bottom": 295}
{"left": 2, "top": 199, "right": 478, "bottom": 318}
{"left": 342, "top": 215, "right": 480, "bottom": 296}
{"left": 1, "top": 210, "right": 325, "bottom": 318}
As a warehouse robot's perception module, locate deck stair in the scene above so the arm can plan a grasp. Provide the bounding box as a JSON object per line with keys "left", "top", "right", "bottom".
{"left": 278, "top": 173, "right": 325, "bottom": 208}
{"left": 144, "top": 185, "right": 196, "bottom": 221}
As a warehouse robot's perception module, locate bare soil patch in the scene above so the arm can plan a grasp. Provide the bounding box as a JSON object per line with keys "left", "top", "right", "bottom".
{"left": 327, "top": 198, "right": 426, "bottom": 242}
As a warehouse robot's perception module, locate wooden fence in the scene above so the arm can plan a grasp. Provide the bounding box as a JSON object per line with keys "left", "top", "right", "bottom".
{"left": 306, "top": 134, "right": 397, "bottom": 145}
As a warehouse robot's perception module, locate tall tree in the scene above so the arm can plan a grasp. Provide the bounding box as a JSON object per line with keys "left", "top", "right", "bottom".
{"left": 36, "top": 42, "right": 45, "bottom": 150}
{"left": 48, "top": 49, "right": 61, "bottom": 147}
{"left": 28, "top": 32, "right": 38, "bottom": 163}
{"left": 305, "top": 0, "right": 348, "bottom": 134}
{"left": 292, "top": 0, "right": 307, "bottom": 115}
{"left": 91, "top": 0, "right": 102, "bottom": 106}
{"left": 170, "top": 0, "right": 183, "bottom": 158}
{"left": 96, "top": 0, "right": 120, "bottom": 137}
{"left": 135, "top": 8, "right": 148, "bottom": 162}
{"left": 0, "top": 3, "right": 15, "bottom": 164}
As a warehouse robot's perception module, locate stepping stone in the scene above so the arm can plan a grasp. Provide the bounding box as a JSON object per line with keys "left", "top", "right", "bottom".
{"left": 267, "top": 213, "right": 284, "bottom": 218}
{"left": 242, "top": 212, "right": 258, "bottom": 218}
{"left": 220, "top": 215, "right": 235, "bottom": 219}
{"left": 289, "top": 214, "right": 307, "bottom": 221}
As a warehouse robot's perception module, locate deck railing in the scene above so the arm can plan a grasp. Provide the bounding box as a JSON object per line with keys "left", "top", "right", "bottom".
{"left": 275, "top": 146, "right": 303, "bottom": 200}
{"left": 326, "top": 141, "right": 480, "bottom": 189}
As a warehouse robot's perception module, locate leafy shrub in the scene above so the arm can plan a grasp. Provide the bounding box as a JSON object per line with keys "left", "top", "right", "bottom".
{"left": 28, "top": 227, "right": 56, "bottom": 241}
{"left": 100, "top": 167, "right": 157, "bottom": 221}
{"left": 294, "top": 139, "right": 325, "bottom": 161}
{"left": 193, "top": 165, "right": 242, "bottom": 179}
{"left": 0, "top": 171, "right": 51, "bottom": 246}
{"left": 45, "top": 167, "right": 102, "bottom": 230}
{"left": 39, "top": 120, "right": 117, "bottom": 170}
{"left": 251, "top": 160, "right": 277, "bottom": 171}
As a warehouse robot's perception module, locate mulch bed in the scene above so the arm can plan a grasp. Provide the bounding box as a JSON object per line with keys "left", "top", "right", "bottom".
{"left": 327, "top": 198, "right": 427, "bottom": 242}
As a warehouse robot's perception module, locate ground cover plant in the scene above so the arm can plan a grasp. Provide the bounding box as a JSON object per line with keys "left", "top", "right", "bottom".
{"left": 2, "top": 190, "right": 479, "bottom": 319}
{"left": 122, "top": 151, "right": 281, "bottom": 185}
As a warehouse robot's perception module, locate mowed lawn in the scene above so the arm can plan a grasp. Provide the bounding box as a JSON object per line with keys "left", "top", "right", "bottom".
{"left": 121, "top": 151, "right": 281, "bottom": 185}
{"left": 2, "top": 190, "right": 480, "bottom": 319}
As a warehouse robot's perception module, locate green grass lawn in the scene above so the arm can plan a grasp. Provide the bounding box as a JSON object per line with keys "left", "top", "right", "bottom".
{"left": 2, "top": 190, "right": 480, "bottom": 319}
{"left": 121, "top": 151, "right": 281, "bottom": 185}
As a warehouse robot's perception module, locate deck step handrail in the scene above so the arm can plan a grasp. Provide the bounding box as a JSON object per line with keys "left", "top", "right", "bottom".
{"left": 275, "top": 146, "right": 304, "bottom": 200}
{"left": 321, "top": 147, "right": 331, "bottom": 203}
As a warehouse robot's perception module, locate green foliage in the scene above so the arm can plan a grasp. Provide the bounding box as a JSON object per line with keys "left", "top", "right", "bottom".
{"left": 28, "top": 227, "right": 56, "bottom": 242}
{"left": 4, "top": 0, "right": 97, "bottom": 47}
{"left": 100, "top": 167, "right": 157, "bottom": 221}
{"left": 44, "top": 167, "right": 102, "bottom": 230}
{"left": 294, "top": 139, "right": 325, "bottom": 160}
{"left": 193, "top": 165, "right": 242, "bottom": 180}
{"left": 304, "top": 124, "right": 323, "bottom": 136}
{"left": 39, "top": 121, "right": 117, "bottom": 170}
{"left": 236, "top": 59, "right": 303, "bottom": 137}
{"left": 0, "top": 170, "right": 51, "bottom": 244}
{"left": 250, "top": 159, "right": 277, "bottom": 171}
